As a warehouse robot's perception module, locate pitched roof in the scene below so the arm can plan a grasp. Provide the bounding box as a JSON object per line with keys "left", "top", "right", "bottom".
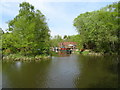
{"left": 59, "top": 42, "right": 77, "bottom": 46}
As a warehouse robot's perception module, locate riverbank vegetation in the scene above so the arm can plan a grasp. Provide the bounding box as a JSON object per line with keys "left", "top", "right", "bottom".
{"left": 1, "top": 2, "right": 119, "bottom": 60}
{"left": 2, "top": 2, "right": 51, "bottom": 60}
{"left": 74, "top": 2, "right": 120, "bottom": 55}
{"left": 3, "top": 54, "right": 50, "bottom": 62}
{"left": 50, "top": 2, "right": 119, "bottom": 55}
{"left": 50, "top": 35, "right": 82, "bottom": 49}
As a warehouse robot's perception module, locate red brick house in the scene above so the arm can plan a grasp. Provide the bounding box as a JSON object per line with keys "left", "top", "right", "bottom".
{"left": 58, "top": 42, "right": 77, "bottom": 50}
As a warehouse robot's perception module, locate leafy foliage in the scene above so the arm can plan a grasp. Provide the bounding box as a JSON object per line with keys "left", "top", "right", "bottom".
{"left": 50, "top": 35, "right": 63, "bottom": 47}
{"left": 63, "top": 35, "right": 82, "bottom": 49}
{"left": 50, "top": 35, "right": 82, "bottom": 49}
{"left": 2, "top": 2, "right": 50, "bottom": 56}
{"left": 73, "top": 2, "right": 119, "bottom": 54}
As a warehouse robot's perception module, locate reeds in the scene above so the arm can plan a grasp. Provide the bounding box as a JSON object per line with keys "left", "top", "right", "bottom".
{"left": 2, "top": 54, "right": 51, "bottom": 62}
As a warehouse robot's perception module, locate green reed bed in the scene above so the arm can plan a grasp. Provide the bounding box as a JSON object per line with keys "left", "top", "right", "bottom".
{"left": 2, "top": 54, "right": 51, "bottom": 62}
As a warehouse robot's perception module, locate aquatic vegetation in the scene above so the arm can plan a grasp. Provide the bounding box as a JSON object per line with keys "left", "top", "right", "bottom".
{"left": 2, "top": 54, "right": 50, "bottom": 62}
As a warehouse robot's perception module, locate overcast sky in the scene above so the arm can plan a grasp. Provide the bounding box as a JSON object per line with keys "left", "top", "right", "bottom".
{"left": 0, "top": 0, "right": 118, "bottom": 37}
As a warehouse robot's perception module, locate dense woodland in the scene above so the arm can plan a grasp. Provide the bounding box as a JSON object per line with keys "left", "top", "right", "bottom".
{"left": 2, "top": 2, "right": 50, "bottom": 56}
{"left": 50, "top": 35, "right": 81, "bottom": 49}
{"left": 1, "top": 2, "right": 120, "bottom": 57}
{"left": 51, "top": 2, "right": 120, "bottom": 55}
{"left": 74, "top": 2, "right": 120, "bottom": 54}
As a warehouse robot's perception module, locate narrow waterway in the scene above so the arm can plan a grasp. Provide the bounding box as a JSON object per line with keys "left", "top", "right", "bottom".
{"left": 2, "top": 54, "right": 118, "bottom": 88}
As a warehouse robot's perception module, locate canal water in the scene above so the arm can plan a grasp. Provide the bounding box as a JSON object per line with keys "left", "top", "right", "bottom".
{"left": 2, "top": 54, "right": 119, "bottom": 88}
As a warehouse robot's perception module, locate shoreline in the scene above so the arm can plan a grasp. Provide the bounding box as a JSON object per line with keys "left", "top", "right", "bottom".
{"left": 76, "top": 49, "right": 119, "bottom": 56}
{"left": 2, "top": 54, "right": 51, "bottom": 62}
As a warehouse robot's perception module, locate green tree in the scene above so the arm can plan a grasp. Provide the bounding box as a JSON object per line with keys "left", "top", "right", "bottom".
{"left": 66, "top": 35, "right": 82, "bottom": 49}
{"left": 63, "top": 35, "right": 68, "bottom": 40}
{"left": 50, "top": 35, "right": 63, "bottom": 47}
{"left": 3, "top": 2, "right": 50, "bottom": 56}
{"left": 0, "top": 28, "right": 3, "bottom": 55}
{"left": 74, "top": 2, "right": 119, "bottom": 54}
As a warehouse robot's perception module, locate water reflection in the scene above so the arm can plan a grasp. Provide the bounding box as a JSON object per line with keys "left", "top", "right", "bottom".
{"left": 2, "top": 54, "right": 118, "bottom": 88}
{"left": 58, "top": 51, "right": 71, "bottom": 57}
{"left": 15, "top": 62, "right": 22, "bottom": 69}
{"left": 2, "top": 61, "right": 52, "bottom": 88}
{"left": 74, "top": 55, "right": 118, "bottom": 88}
{"left": 46, "top": 54, "right": 80, "bottom": 88}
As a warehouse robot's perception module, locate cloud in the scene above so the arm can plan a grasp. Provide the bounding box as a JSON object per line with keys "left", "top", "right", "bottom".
{"left": 50, "top": 28, "right": 78, "bottom": 37}
{"left": 0, "top": 0, "right": 117, "bottom": 36}
{"left": 0, "top": 2, "right": 19, "bottom": 16}
{"left": 0, "top": 2, "right": 20, "bottom": 31}
{"left": 0, "top": 0, "right": 119, "bottom": 2}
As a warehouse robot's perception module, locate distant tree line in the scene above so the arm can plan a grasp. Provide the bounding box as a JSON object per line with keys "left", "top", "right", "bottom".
{"left": 50, "top": 35, "right": 82, "bottom": 49}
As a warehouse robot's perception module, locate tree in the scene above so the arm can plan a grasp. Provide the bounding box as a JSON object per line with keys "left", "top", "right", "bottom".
{"left": 73, "top": 2, "right": 119, "bottom": 54}
{"left": 0, "top": 28, "right": 3, "bottom": 55}
{"left": 63, "top": 35, "right": 68, "bottom": 40}
{"left": 3, "top": 2, "right": 50, "bottom": 56}
{"left": 50, "top": 35, "right": 63, "bottom": 47}
{"left": 66, "top": 35, "right": 82, "bottom": 49}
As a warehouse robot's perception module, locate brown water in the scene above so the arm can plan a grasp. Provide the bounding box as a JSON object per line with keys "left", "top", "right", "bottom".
{"left": 2, "top": 54, "right": 119, "bottom": 88}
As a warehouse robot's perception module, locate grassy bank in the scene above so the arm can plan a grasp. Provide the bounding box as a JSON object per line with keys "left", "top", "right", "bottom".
{"left": 2, "top": 54, "right": 51, "bottom": 62}
{"left": 79, "top": 49, "right": 118, "bottom": 56}
{"left": 74, "top": 50, "right": 102, "bottom": 56}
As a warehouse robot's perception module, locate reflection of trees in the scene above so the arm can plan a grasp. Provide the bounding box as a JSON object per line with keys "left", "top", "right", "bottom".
{"left": 74, "top": 55, "right": 118, "bottom": 88}
{"left": 58, "top": 51, "right": 70, "bottom": 57}
{"left": 2, "top": 60, "right": 52, "bottom": 88}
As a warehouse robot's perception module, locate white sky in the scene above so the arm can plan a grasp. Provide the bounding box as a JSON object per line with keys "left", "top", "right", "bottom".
{"left": 0, "top": 0, "right": 119, "bottom": 37}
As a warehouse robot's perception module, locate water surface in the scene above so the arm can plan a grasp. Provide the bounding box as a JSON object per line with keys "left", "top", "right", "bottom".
{"left": 2, "top": 54, "right": 118, "bottom": 88}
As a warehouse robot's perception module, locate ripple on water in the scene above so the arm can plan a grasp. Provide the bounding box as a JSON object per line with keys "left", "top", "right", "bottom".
{"left": 2, "top": 54, "right": 118, "bottom": 88}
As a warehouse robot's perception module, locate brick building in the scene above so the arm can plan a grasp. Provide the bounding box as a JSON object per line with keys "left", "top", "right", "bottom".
{"left": 58, "top": 42, "right": 77, "bottom": 50}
